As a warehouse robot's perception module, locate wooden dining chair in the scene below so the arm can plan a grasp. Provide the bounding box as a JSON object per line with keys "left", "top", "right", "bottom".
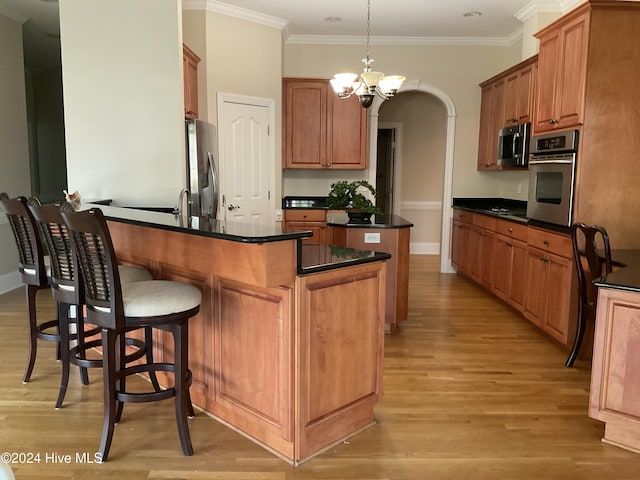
{"left": 62, "top": 207, "right": 201, "bottom": 461}
{"left": 565, "top": 222, "right": 612, "bottom": 367}
{"left": 0, "top": 193, "right": 59, "bottom": 383}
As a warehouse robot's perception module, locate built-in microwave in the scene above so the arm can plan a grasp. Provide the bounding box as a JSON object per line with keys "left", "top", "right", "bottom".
{"left": 526, "top": 130, "right": 579, "bottom": 227}
{"left": 498, "top": 122, "right": 530, "bottom": 167}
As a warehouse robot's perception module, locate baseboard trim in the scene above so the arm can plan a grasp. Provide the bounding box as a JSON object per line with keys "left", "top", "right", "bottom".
{"left": 0, "top": 271, "right": 21, "bottom": 295}
{"left": 410, "top": 242, "right": 440, "bottom": 255}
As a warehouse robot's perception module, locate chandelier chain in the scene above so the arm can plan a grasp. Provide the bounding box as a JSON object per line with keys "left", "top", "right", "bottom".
{"left": 366, "top": 0, "right": 371, "bottom": 65}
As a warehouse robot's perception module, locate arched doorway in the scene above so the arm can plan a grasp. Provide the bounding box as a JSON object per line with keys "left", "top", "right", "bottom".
{"left": 367, "top": 80, "right": 457, "bottom": 273}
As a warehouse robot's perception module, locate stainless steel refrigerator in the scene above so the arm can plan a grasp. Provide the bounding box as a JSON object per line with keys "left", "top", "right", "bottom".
{"left": 185, "top": 119, "right": 219, "bottom": 221}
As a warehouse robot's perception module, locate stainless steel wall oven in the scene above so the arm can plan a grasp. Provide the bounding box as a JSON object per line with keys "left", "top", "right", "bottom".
{"left": 526, "top": 130, "right": 579, "bottom": 227}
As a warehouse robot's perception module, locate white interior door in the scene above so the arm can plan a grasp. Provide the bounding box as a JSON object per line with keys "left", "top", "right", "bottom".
{"left": 218, "top": 93, "right": 274, "bottom": 225}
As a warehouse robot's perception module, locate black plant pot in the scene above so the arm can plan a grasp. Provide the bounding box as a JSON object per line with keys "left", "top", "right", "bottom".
{"left": 347, "top": 210, "right": 373, "bottom": 224}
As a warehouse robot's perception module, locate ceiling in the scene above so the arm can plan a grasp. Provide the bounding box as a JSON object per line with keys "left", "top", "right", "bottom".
{"left": 0, "top": 0, "right": 584, "bottom": 73}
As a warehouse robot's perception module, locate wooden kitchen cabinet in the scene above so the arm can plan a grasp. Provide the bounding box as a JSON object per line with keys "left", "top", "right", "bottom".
{"left": 451, "top": 209, "right": 474, "bottom": 273}
{"left": 283, "top": 78, "right": 368, "bottom": 169}
{"left": 452, "top": 208, "right": 581, "bottom": 349}
{"left": 452, "top": 210, "right": 496, "bottom": 288}
{"left": 474, "top": 214, "right": 496, "bottom": 289}
{"left": 477, "top": 55, "right": 537, "bottom": 171}
{"left": 491, "top": 218, "right": 528, "bottom": 312}
{"left": 491, "top": 234, "right": 527, "bottom": 312}
{"left": 534, "top": 9, "right": 589, "bottom": 133}
{"left": 524, "top": 227, "right": 576, "bottom": 345}
{"left": 589, "top": 287, "right": 640, "bottom": 453}
{"left": 283, "top": 209, "right": 327, "bottom": 244}
{"left": 477, "top": 84, "right": 500, "bottom": 170}
{"left": 183, "top": 44, "right": 200, "bottom": 119}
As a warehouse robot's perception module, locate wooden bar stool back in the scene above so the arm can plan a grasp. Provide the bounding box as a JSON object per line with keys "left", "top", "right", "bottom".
{"left": 30, "top": 202, "right": 152, "bottom": 408}
{"left": 0, "top": 193, "right": 58, "bottom": 383}
{"left": 565, "top": 222, "right": 613, "bottom": 367}
{"left": 62, "top": 208, "right": 201, "bottom": 462}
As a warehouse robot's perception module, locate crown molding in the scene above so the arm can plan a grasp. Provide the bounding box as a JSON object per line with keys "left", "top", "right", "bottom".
{"left": 286, "top": 30, "right": 522, "bottom": 48}
{"left": 516, "top": 0, "right": 587, "bottom": 22}
{"left": 182, "top": 0, "right": 287, "bottom": 31}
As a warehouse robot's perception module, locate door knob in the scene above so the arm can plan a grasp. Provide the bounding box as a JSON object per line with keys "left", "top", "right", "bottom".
{"left": 228, "top": 204, "right": 240, "bottom": 211}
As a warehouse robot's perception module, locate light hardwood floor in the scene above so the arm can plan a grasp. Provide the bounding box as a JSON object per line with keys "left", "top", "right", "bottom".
{"left": 1, "top": 255, "right": 640, "bottom": 479}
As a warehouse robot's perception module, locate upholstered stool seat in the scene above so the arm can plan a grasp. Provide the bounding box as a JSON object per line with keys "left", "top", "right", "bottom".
{"left": 62, "top": 207, "right": 201, "bottom": 462}
{"left": 120, "top": 281, "right": 201, "bottom": 317}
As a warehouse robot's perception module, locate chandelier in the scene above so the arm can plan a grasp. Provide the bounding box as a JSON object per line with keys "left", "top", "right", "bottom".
{"left": 330, "top": 0, "right": 406, "bottom": 109}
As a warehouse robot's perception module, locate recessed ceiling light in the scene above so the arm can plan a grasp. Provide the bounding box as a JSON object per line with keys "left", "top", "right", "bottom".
{"left": 324, "top": 16, "right": 342, "bottom": 23}
{"left": 463, "top": 11, "right": 482, "bottom": 18}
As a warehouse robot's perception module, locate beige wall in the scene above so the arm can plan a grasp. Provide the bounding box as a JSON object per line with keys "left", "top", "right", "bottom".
{"left": 379, "top": 91, "right": 446, "bottom": 249}
{"left": 203, "top": 11, "right": 283, "bottom": 202}
{"left": 283, "top": 42, "right": 526, "bottom": 201}
{"left": 0, "top": 13, "right": 31, "bottom": 289}
{"left": 59, "top": 0, "right": 185, "bottom": 207}
{"left": 521, "top": 12, "right": 563, "bottom": 59}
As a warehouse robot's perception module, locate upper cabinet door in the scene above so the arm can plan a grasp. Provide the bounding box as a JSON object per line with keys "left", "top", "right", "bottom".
{"left": 183, "top": 45, "right": 200, "bottom": 120}
{"left": 283, "top": 79, "right": 328, "bottom": 169}
{"left": 283, "top": 78, "right": 367, "bottom": 170}
{"left": 476, "top": 55, "right": 537, "bottom": 171}
{"left": 534, "top": 10, "right": 589, "bottom": 133}
{"left": 327, "top": 91, "right": 368, "bottom": 169}
{"left": 555, "top": 13, "right": 590, "bottom": 129}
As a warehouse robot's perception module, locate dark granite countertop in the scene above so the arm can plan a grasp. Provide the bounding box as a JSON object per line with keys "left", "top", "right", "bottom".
{"left": 92, "top": 204, "right": 312, "bottom": 244}
{"left": 89, "top": 204, "right": 390, "bottom": 274}
{"left": 594, "top": 250, "right": 640, "bottom": 293}
{"left": 453, "top": 197, "right": 528, "bottom": 225}
{"left": 298, "top": 243, "right": 391, "bottom": 275}
{"left": 326, "top": 212, "right": 413, "bottom": 229}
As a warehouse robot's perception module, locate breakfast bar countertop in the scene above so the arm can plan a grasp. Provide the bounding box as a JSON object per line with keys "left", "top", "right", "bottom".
{"left": 93, "top": 204, "right": 312, "bottom": 244}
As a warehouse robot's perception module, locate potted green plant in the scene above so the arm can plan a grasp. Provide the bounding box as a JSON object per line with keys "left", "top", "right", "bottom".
{"left": 327, "top": 180, "right": 382, "bottom": 223}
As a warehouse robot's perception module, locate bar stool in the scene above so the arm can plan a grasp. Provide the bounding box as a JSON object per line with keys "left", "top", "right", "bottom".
{"left": 62, "top": 207, "right": 201, "bottom": 461}
{"left": 0, "top": 193, "right": 58, "bottom": 383}
{"left": 565, "top": 222, "right": 613, "bottom": 367}
{"left": 30, "top": 202, "right": 155, "bottom": 408}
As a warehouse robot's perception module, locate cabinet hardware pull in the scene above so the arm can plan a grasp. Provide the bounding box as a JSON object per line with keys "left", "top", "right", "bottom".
{"left": 507, "top": 228, "right": 513, "bottom": 233}
{"left": 543, "top": 240, "right": 549, "bottom": 246}
{"left": 506, "top": 242, "right": 513, "bottom": 247}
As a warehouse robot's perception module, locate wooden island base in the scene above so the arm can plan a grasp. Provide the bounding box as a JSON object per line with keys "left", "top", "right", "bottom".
{"left": 107, "top": 219, "right": 387, "bottom": 464}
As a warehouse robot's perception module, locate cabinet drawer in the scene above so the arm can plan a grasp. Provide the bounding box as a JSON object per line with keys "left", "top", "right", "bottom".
{"left": 473, "top": 213, "right": 497, "bottom": 230}
{"left": 494, "top": 218, "right": 528, "bottom": 241}
{"left": 527, "top": 227, "right": 572, "bottom": 258}
{"left": 284, "top": 209, "right": 326, "bottom": 222}
{"left": 453, "top": 208, "right": 473, "bottom": 224}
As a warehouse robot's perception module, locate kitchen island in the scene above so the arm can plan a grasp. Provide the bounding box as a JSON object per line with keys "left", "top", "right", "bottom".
{"left": 95, "top": 205, "right": 390, "bottom": 465}
{"left": 327, "top": 213, "right": 413, "bottom": 332}
{"left": 589, "top": 250, "right": 640, "bottom": 454}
